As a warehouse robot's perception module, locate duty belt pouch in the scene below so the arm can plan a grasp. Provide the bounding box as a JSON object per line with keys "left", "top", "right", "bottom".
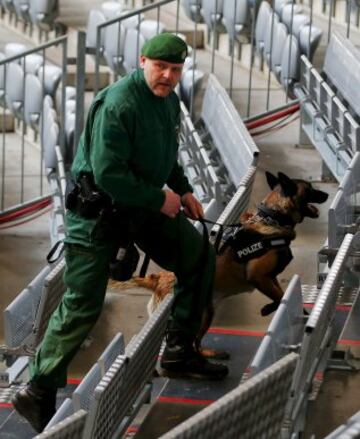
{"left": 65, "top": 179, "right": 79, "bottom": 211}
{"left": 65, "top": 173, "right": 111, "bottom": 219}
{"left": 110, "top": 242, "right": 140, "bottom": 281}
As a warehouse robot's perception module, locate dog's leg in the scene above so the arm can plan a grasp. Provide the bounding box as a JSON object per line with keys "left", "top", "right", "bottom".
{"left": 246, "top": 254, "right": 285, "bottom": 316}
{"left": 194, "top": 304, "right": 230, "bottom": 361}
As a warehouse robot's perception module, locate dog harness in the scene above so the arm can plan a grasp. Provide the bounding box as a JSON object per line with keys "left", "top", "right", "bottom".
{"left": 219, "top": 227, "right": 293, "bottom": 263}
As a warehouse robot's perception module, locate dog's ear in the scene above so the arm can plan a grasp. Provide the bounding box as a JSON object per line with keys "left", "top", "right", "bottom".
{"left": 265, "top": 171, "right": 279, "bottom": 189}
{"left": 278, "top": 172, "right": 298, "bottom": 197}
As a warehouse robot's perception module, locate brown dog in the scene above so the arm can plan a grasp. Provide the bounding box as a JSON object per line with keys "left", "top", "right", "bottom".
{"left": 131, "top": 171, "right": 328, "bottom": 357}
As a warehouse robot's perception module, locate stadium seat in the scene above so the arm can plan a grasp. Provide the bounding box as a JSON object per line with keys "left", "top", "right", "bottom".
{"left": 255, "top": 1, "right": 272, "bottom": 70}
{"left": 103, "top": 22, "right": 126, "bottom": 74}
{"left": 299, "top": 24, "right": 322, "bottom": 60}
{"left": 270, "top": 22, "right": 288, "bottom": 80}
{"left": 37, "top": 64, "right": 62, "bottom": 97}
{"left": 280, "top": 34, "right": 300, "bottom": 93}
{"left": 139, "top": 19, "right": 166, "bottom": 40}
{"left": 85, "top": 9, "right": 106, "bottom": 51}
{"left": 24, "top": 73, "right": 42, "bottom": 128}
{"left": 123, "top": 29, "right": 145, "bottom": 74}
{"left": 181, "top": 0, "right": 204, "bottom": 23}
{"left": 222, "top": 0, "right": 249, "bottom": 56}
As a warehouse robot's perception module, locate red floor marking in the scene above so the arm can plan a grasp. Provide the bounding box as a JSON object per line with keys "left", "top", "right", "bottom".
{"left": 208, "top": 327, "right": 265, "bottom": 337}
{"left": 303, "top": 303, "right": 352, "bottom": 311}
{"left": 67, "top": 378, "right": 81, "bottom": 385}
{"left": 158, "top": 396, "right": 214, "bottom": 406}
{"left": 0, "top": 403, "right": 13, "bottom": 408}
{"left": 126, "top": 426, "right": 139, "bottom": 433}
{"left": 338, "top": 339, "right": 360, "bottom": 346}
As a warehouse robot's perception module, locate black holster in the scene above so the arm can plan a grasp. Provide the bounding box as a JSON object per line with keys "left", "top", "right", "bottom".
{"left": 65, "top": 172, "right": 112, "bottom": 219}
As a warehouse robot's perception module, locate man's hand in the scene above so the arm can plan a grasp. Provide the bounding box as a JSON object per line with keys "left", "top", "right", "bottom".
{"left": 181, "top": 192, "right": 204, "bottom": 220}
{"left": 160, "top": 190, "right": 181, "bottom": 218}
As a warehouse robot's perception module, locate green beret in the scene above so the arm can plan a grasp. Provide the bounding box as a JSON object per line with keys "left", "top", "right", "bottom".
{"left": 141, "top": 33, "right": 188, "bottom": 64}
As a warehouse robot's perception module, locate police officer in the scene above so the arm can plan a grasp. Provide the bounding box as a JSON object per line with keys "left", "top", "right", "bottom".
{"left": 12, "top": 33, "right": 228, "bottom": 433}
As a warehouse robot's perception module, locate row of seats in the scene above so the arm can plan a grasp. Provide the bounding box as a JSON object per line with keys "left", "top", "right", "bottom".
{"left": 86, "top": 1, "right": 204, "bottom": 110}
{"left": 179, "top": 74, "right": 258, "bottom": 231}
{"left": 86, "top": 2, "right": 165, "bottom": 73}
{"left": 0, "top": 0, "right": 58, "bottom": 31}
{"left": 38, "top": 295, "right": 174, "bottom": 439}
{"left": 294, "top": 32, "right": 360, "bottom": 183}
{"left": 255, "top": 0, "right": 322, "bottom": 93}
{"left": 182, "top": 0, "right": 252, "bottom": 54}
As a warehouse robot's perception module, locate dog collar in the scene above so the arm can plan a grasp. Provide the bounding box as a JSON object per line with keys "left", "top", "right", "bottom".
{"left": 256, "top": 203, "right": 295, "bottom": 227}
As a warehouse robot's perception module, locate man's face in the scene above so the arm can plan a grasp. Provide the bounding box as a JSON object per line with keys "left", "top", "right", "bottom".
{"left": 140, "top": 56, "right": 183, "bottom": 97}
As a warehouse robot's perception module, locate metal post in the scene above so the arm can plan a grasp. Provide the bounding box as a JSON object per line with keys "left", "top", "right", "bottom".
{"left": 74, "top": 31, "right": 86, "bottom": 163}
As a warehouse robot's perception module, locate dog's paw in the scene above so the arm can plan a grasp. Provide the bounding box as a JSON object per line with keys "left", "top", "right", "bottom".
{"left": 261, "top": 301, "right": 280, "bottom": 316}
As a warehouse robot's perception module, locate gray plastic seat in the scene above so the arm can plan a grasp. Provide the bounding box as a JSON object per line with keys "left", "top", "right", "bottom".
{"left": 37, "top": 64, "right": 62, "bottom": 97}
{"left": 274, "top": 0, "right": 292, "bottom": 15}
{"left": 103, "top": 22, "right": 126, "bottom": 74}
{"left": 271, "top": 22, "right": 288, "bottom": 80}
{"left": 13, "top": 0, "right": 30, "bottom": 20}
{"left": 299, "top": 24, "right": 322, "bottom": 60}
{"left": 24, "top": 74, "right": 42, "bottom": 128}
{"left": 264, "top": 13, "right": 280, "bottom": 66}
{"left": 201, "top": 0, "right": 225, "bottom": 46}
{"left": 139, "top": 19, "right": 166, "bottom": 41}
{"left": 180, "top": 68, "right": 205, "bottom": 110}
{"left": 181, "top": 0, "right": 203, "bottom": 23}
{"left": 222, "top": 0, "right": 249, "bottom": 55}
{"left": 4, "top": 42, "right": 27, "bottom": 59}
{"left": 123, "top": 29, "right": 145, "bottom": 74}
{"left": 23, "top": 53, "right": 44, "bottom": 74}
{"left": 281, "top": 3, "right": 303, "bottom": 30}
{"left": 40, "top": 106, "right": 59, "bottom": 168}
{"left": 85, "top": 9, "right": 106, "bottom": 51}
{"left": 3, "top": 0, "right": 16, "bottom": 13}
{"left": 280, "top": 34, "right": 300, "bottom": 93}
{"left": 5, "top": 63, "right": 24, "bottom": 116}
{"left": 255, "top": 1, "right": 272, "bottom": 69}
{"left": 290, "top": 13, "right": 310, "bottom": 38}
{"left": 29, "top": 0, "right": 59, "bottom": 31}
{"left": 0, "top": 53, "right": 5, "bottom": 103}
{"left": 65, "top": 112, "right": 75, "bottom": 151}
{"left": 101, "top": 1, "right": 122, "bottom": 19}
{"left": 120, "top": 10, "right": 143, "bottom": 30}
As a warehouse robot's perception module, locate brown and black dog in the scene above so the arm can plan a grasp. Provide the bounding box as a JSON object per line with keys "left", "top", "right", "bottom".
{"left": 131, "top": 171, "right": 328, "bottom": 357}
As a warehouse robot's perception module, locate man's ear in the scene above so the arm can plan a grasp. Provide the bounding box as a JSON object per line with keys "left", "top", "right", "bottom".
{"left": 139, "top": 55, "right": 146, "bottom": 68}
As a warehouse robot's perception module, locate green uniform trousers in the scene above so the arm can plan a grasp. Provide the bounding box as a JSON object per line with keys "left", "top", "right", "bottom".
{"left": 30, "top": 210, "right": 215, "bottom": 389}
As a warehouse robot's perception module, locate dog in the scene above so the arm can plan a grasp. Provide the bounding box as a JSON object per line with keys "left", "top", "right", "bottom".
{"left": 128, "top": 171, "right": 328, "bottom": 358}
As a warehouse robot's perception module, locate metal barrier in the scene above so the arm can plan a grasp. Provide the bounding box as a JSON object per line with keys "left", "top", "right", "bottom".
{"left": 284, "top": 233, "right": 356, "bottom": 438}
{"left": 159, "top": 352, "right": 299, "bottom": 439}
{"left": 199, "top": 74, "right": 259, "bottom": 189}
{"left": 83, "top": 294, "right": 174, "bottom": 439}
{"left": 324, "top": 410, "right": 360, "bottom": 438}
{"left": 46, "top": 332, "right": 125, "bottom": 430}
{"left": 244, "top": 275, "right": 305, "bottom": 379}
{"left": 328, "top": 152, "right": 360, "bottom": 251}
{"left": 0, "top": 36, "right": 68, "bottom": 213}
{"left": 1, "top": 258, "right": 65, "bottom": 360}
{"left": 317, "top": 152, "right": 360, "bottom": 287}
{"left": 34, "top": 409, "right": 87, "bottom": 439}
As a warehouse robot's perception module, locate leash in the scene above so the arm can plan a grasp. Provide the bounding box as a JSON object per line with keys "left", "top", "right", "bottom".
{"left": 198, "top": 217, "right": 242, "bottom": 254}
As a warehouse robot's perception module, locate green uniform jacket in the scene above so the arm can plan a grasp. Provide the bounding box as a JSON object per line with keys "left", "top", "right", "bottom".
{"left": 71, "top": 69, "right": 193, "bottom": 213}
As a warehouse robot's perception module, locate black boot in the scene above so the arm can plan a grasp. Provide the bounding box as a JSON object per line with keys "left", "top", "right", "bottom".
{"left": 160, "top": 329, "right": 229, "bottom": 381}
{"left": 12, "top": 381, "right": 57, "bottom": 433}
